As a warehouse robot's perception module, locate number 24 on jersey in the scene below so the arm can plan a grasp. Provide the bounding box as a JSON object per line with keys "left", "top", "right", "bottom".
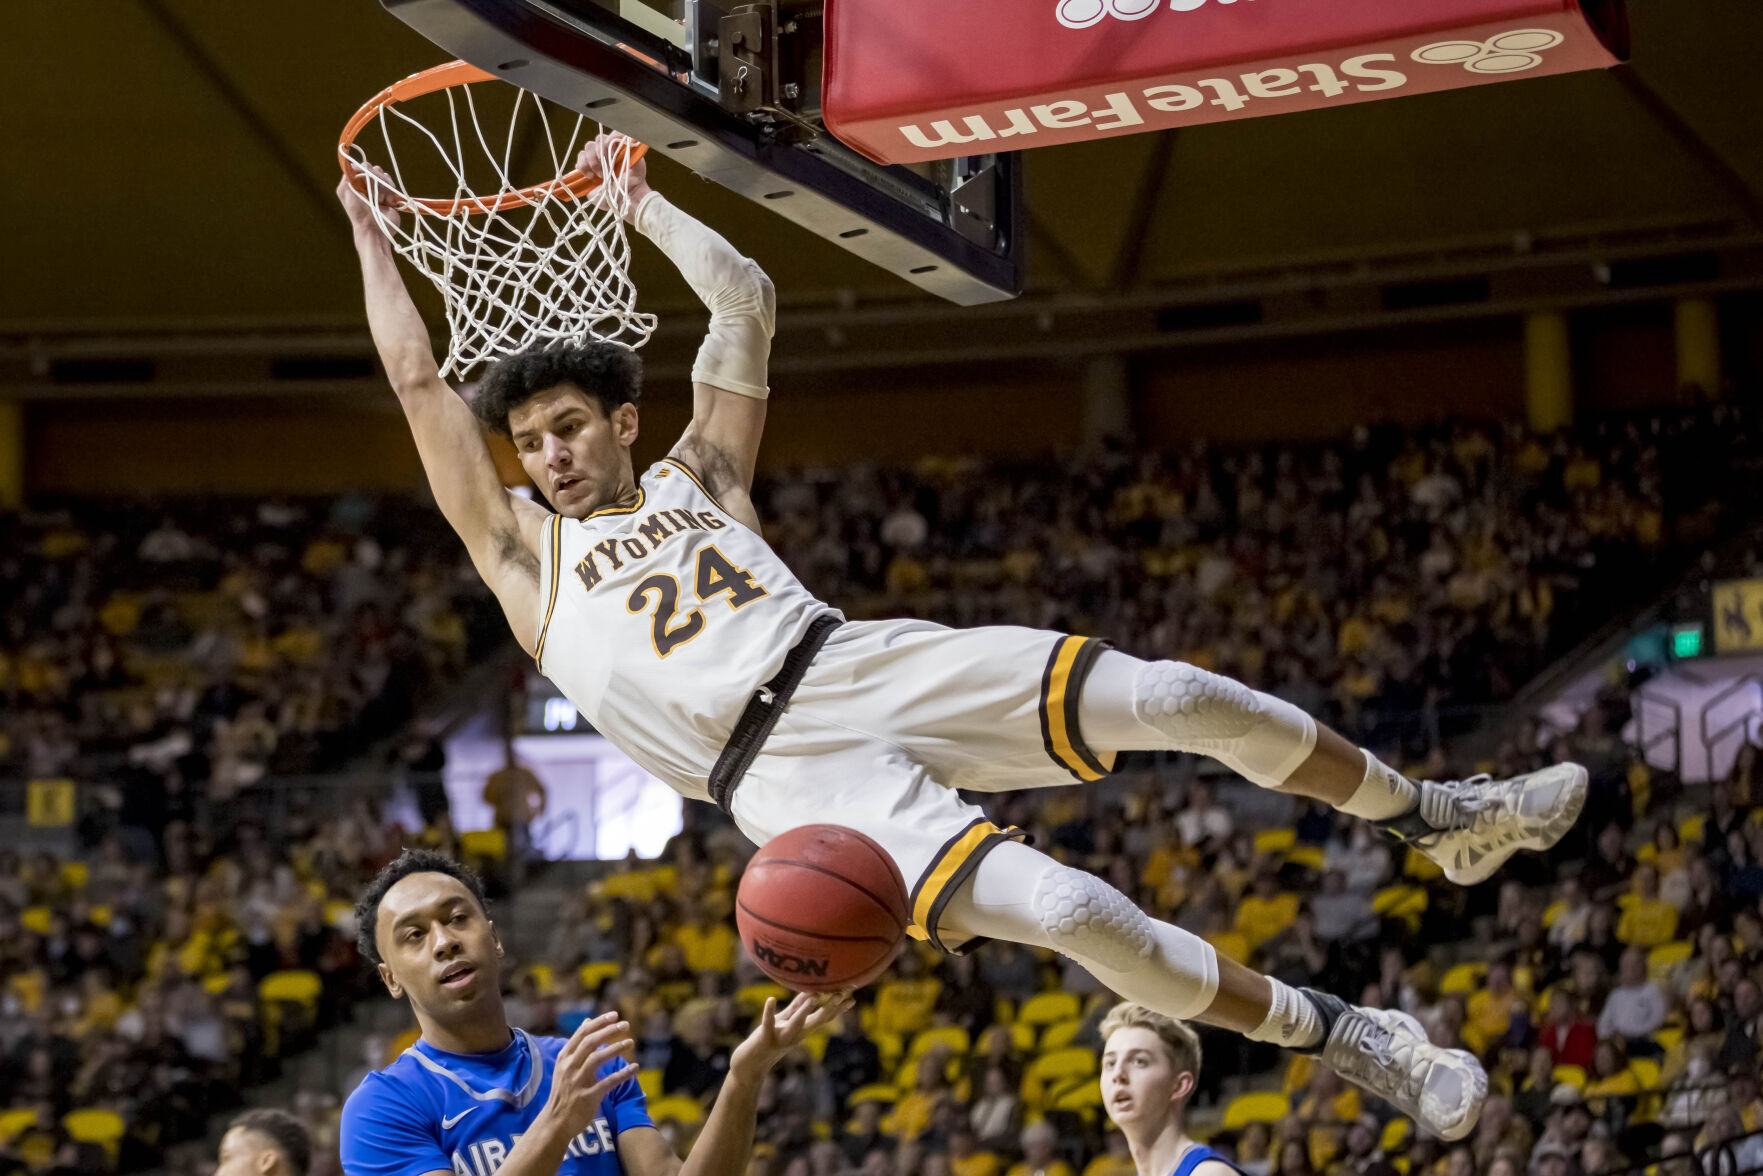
{"left": 627, "top": 545, "right": 769, "bottom": 657}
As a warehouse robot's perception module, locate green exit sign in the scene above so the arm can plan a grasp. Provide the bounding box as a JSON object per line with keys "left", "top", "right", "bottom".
{"left": 1672, "top": 624, "right": 1705, "bottom": 659}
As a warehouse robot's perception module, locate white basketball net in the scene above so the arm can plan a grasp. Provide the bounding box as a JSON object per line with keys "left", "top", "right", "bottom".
{"left": 342, "top": 75, "right": 656, "bottom": 377}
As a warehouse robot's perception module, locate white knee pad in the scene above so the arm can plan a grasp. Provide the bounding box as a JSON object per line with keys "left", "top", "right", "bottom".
{"left": 1133, "top": 661, "right": 1317, "bottom": 788}
{"left": 1031, "top": 865, "right": 1154, "bottom": 974}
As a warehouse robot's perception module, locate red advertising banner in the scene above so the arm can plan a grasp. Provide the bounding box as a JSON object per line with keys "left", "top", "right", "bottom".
{"left": 822, "top": 0, "right": 1628, "bottom": 164}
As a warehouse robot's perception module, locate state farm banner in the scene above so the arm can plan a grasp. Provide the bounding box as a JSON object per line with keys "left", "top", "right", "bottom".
{"left": 821, "top": 0, "right": 1628, "bottom": 164}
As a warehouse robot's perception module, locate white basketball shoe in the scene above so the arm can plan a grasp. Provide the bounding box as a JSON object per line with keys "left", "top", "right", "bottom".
{"left": 1374, "top": 762, "right": 1589, "bottom": 886}
{"left": 1305, "top": 991, "right": 1487, "bottom": 1141}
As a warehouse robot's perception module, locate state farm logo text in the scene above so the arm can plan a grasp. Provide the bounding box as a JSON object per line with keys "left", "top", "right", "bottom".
{"left": 1057, "top": 0, "right": 1249, "bottom": 30}
{"left": 896, "top": 28, "right": 1567, "bottom": 152}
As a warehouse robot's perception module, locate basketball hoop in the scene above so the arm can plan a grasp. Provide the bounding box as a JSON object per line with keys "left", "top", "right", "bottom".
{"left": 339, "top": 61, "right": 657, "bottom": 377}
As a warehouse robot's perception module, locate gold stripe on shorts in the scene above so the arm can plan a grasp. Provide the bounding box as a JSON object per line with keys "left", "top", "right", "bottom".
{"left": 1038, "top": 636, "right": 1117, "bottom": 783}
{"left": 907, "top": 818, "right": 1027, "bottom": 953}
{"left": 534, "top": 514, "right": 563, "bottom": 670}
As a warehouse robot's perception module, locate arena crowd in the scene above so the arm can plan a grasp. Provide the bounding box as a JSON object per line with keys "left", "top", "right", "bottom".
{"left": 2, "top": 400, "right": 1760, "bottom": 1176}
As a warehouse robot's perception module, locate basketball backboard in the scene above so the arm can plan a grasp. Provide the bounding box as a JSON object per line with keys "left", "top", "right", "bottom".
{"left": 379, "top": 0, "right": 1023, "bottom": 305}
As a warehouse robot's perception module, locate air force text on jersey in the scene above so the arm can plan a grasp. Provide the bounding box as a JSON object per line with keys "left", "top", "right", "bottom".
{"left": 340, "top": 1030, "right": 652, "bottom": 1176}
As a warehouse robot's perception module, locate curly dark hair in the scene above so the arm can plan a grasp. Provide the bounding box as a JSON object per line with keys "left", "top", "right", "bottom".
{"left": 472, "top": 341, "right": 643, "bottom": 437}
{"left": 230, "top": 1108, "right": 312, "bottom": 1175}
{"left": 353, "top": 848, "right": 490, "bottom": 966}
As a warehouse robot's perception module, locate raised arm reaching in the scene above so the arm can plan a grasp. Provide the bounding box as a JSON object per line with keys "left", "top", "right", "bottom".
{"left": 577, "top": 136, "right": 775, "bottom": 532}
{"left": 338, "top": 169, "right": 549, "bottom": 654}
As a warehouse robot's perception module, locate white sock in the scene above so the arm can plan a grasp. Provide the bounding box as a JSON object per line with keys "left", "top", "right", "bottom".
{"left": 1339, "top": 749, "right": 1419, "bottom": 822}
{"left": 1247, "top": 979, "right": 1324, "bottom": 1049}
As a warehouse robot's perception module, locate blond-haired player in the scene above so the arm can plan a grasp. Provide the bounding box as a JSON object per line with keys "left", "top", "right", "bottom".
{"left": 341, "top": 131, "right": 1587, "bottom": 1143}
{"left": 1100, "top": 1005, "right": 1235, "bottom": 1176}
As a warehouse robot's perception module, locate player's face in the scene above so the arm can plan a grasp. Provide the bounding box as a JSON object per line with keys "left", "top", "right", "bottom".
{"left": 374, "top": 873, "right": 502, "bottom": 1017}
{"left": 1101, "top": 1027, "right": 1192, "bottom": 1131}
{"left": 507, "top": 385, "right": 638, "bottom": 519}
{"left": 214, "top": 1127, "right": 273, "bottom": 1176}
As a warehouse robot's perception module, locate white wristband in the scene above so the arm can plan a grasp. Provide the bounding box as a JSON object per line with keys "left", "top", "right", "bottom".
{"left": 635, "top": 192, "right": 775, "bottom": 399}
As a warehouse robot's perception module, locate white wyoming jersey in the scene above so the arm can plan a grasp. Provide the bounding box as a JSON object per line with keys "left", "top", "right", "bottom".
{"left": 534, "top": 459, "right": 835, "bottom": 799}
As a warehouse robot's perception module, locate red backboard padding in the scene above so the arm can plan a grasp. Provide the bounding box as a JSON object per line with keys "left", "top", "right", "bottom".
{"left": 823, "top": 0, "right": 1628, "bottom": 164}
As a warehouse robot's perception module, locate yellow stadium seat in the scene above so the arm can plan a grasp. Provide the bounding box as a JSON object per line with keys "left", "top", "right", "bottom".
{"left": 1282, "top": 1055, "right": 1315, "bottom": 1096}
{"left": 735, "top": 982, "right": 790, "bottom": 1017}
{"left": 1440, "top": 963, "right": 1487, "bottom": 995}
{"left": 523, "top": 964, "right": 556, "bottom": 995}
{"left": 1630, "top": 1058, "right": 1661, "bottom": 1089}
{"left": 1050, "top": 1078, "right": 1106, "bottom": 1123}
{"left": 259, "top": 969, "right": 323, "bottom": 1011}
{"left": 1018, "top": 991, "right": 1081, "bottom": 1028}
{"left": 908, "top": 1025, "right": 970, "bottom": 1062}
{"left": 873, "top": 1030, "right": 905, "bottom": 1069}
{"left": 0, "top": 1109, "right": 37, "bottom": 1144}
{"left": 60, "top": 862, "right": 89, "bottom": 891}
{"left": 579, "top": 961, "right": 620, "bottom": 991}
{"left": 1635, "top": 844, "right": 1658, "bottom": 864}
{"left": 848, "top": 1084, "right": 899, "bottom": 1106}
{"left": 64, "top": 1108, "right": 126, "bottom": 1157}
{"left": 1374, "top": 885, "right": 1428, "bottom": 929}
{"left": 1649, "top": 941, "right": 1693, "bottom": 979}
{"left": 649, "top": 1095, "right": 703, "bottom": 1126}
{"left": 1023, "top": 1047, "right": 1098, "bottom": 1108}
{"left": 1678, "top": 813, "right": 1706, "bottom": 845}
{"left": 21, "top": 907, "right": 51, "bottom": 936}
{"left": 1553, "top": 1065, "right": 1587, "bottom": 1090}
{"left": 801, "top": 1030, "right": 829, "bottom": 1063}
{"left": 638, "top": 1069, "right": 663, "bottom": 1100}
{"left": 460, "top": 829, "right": 508, "bottom": 862}
{"left": 1222, "top": 1091, "right": 1290, "bottom": 1130}
{"left": 1205, "top": 931, "right": 1250, "bottom": 965}
{"left": 1542, "top": 901, "right": 1566, "bottom": 929}
{"left": 1254, "top": 829, "right": 1297, "bottom": 855}
{"left": 1287, "top": 846, "right": 1326, "bottom": 871}
{"left": 1403, "top": 849, "right": 1444, "bottom": 881}
{"left": 326, "top": 900, "right": 354, "bottom": 928}
{"left": 88, "top": 905, "right": 112, "bottom": 926}
{"left": 1038, "top": 1018, "right": 1084, "bottom": 1052}
{"left": 1381, "top": 1119, "right": 1411, "bottom": 1153}
{"left": 1653, "top": 1025, "right": 1684, "bottom": 1055}
{"left": 994, "top": 998, "right": 1016, "bottom": 1025}
{"left": 203, "top": 973, "right": 232, "bottom": 996}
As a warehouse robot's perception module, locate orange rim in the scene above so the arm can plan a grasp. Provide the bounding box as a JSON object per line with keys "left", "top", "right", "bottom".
{"left": 337, "top": 60, "right": 647, "bottom": 217}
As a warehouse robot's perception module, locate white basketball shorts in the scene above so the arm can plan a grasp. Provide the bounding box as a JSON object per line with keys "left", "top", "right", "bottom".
{"left": 727, "top": 618, "right": 1115, "bottom": 952}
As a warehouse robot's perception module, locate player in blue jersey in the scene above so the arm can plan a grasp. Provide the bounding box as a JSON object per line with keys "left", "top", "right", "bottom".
{"left": 1100, "top": 1004, "right": 1237, "bottom": 1176}
{"left": 339, "top": 849, "right": 849, "bottom": 1176}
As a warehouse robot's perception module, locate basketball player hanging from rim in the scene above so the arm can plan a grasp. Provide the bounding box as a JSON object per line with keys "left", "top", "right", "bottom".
{"left": 338, "top": 133, "right": 1586, "bottom": 1143}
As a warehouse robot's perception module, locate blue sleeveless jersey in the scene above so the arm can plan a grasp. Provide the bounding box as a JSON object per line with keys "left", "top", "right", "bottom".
{"left": 1173, "top": 1145, "right": 1236, "bottom": 1176}
{"left": 341, "top": 1029, "right": 653, "bottom": 1176}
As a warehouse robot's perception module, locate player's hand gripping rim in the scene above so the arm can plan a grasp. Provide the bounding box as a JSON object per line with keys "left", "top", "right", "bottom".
{"left": 541, "top": 1010, "right": 639, "bottom": 1137}
{"left": 337, "top": 162, "right": 405, "bottom": 237}
{"left": 730, "top": 991, "right": 854, "bottom": 1084}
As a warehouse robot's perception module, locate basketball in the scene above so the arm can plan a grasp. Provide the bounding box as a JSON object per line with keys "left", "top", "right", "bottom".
{"left": 736, "top": 825, "right": 910, "bottom": 993}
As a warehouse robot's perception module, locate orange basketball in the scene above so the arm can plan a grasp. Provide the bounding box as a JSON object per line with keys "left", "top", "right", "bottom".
{"left": 736, "top": 825, "right": 909, "bottom": 993}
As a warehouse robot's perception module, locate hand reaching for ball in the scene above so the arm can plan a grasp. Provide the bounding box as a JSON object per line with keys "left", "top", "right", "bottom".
{"left": 730, "top": 992, "right": 855, "bottom": 1084}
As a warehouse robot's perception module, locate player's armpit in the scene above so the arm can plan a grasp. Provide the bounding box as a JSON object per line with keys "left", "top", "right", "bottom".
{"left": 616, "top": 1125, "right": 684, "bottom": 1176}
{"left": 670, "top": 409, "right": 764, "bottom": 533}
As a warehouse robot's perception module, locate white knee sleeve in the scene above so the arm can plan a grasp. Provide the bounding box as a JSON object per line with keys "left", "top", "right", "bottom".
{"left": 1133, "top": 661, "right": 1317, "bottom": 788}
{"left": 1032, "top": 865, "right": 1154, "bottom": 974}
{"left": 944, "top": 841, "right": 1220, "bottom": 1021}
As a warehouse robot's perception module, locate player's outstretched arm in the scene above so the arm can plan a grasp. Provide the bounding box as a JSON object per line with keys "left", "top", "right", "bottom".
{"left": 338, "top": 170, "right": 547, "bottom": 654}
{"left": 620, "top": 993, "right": 853, "bottom": 1176}
{"left": 579, "top": 136, "right": 774, "bottom": 532}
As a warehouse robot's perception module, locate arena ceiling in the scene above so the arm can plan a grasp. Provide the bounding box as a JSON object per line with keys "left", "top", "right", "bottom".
{"left": 5, "top": 0, "right": 1763, "bottom": 380}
